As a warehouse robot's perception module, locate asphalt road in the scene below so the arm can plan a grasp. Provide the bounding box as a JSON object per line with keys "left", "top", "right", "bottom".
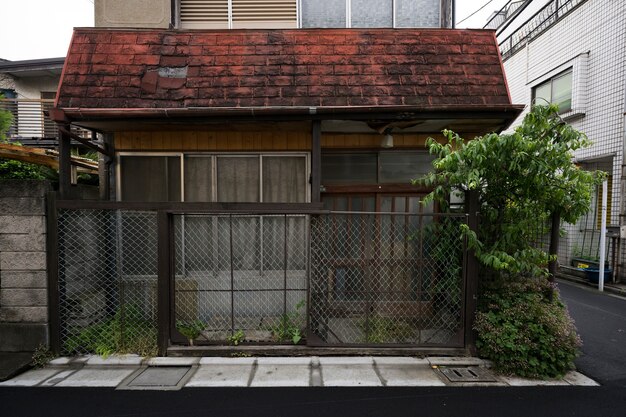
{"left": 558, "top": 280, "right": 626, "bottom": 387}
{"left": 1, "top": 386, "right": 626, "bottom": 417}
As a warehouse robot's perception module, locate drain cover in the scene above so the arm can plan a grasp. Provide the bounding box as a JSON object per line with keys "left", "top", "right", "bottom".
{"left": 119, "top": 366, "right": 193, "bottom": 390}
{"left": 438, "top": 367, "right": 497, "bottom": 383}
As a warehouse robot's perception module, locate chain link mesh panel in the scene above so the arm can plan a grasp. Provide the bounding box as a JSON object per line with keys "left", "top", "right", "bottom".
{"left": 310, "top": 213, "right": 466, "bottom": 347}
{"left": 173, "top": 214, "right": 308, "bottom": 344}
{"left": 58, "top": 209, "right": 158, "bottom": 356}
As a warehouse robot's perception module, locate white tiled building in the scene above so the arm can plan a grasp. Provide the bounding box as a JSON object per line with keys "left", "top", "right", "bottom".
{"left": 488, "top": 0, "right": 626, "bottom": 278}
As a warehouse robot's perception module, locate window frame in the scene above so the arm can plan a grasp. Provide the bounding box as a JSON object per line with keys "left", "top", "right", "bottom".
{"left": 531, "top": 68, "right": 573, "bottom": 113}
{"left": 178, "top": 0, "right": 300, "bottom": 29}
{"left": 117, "top": 151, "right": 310, "bottom": 203}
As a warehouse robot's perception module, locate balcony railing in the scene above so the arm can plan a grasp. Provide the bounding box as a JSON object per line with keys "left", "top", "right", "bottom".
{"left": 0, "top": 98, "right": 91, "bottom": 147}
{"left": 499, "top": 0, "right": 588, "bottom": 60}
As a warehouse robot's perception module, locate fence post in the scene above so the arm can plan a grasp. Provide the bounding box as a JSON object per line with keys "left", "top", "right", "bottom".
{"left": 464, "top": 190, "right": 480, "bottom": 354}
{"left": 157, "top": 211, "right": 171, "bottom": 356}
{"left": 46, "top": 191, "right": 61, "bottom": 355}
{"left": 548, "top": 211, "right": 561, "bottom": 287}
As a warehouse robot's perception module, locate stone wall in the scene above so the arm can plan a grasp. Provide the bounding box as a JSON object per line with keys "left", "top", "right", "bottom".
{"left": 0, "top": 180, "right": 51, "bottom": 351}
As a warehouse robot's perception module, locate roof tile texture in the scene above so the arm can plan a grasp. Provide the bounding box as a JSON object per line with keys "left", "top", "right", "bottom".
{"left": 57, "top": 28, "right": 511, "bottom": 109}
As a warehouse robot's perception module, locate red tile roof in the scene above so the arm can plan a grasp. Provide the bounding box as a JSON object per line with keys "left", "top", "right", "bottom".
{"left": 56, "top": 28, "right": 512, "bottom": 111}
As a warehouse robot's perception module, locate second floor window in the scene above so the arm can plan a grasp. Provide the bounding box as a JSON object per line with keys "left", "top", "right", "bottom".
{"left": 532, "top": 69, "right": 573, "bottom": 113}
{"left": 180, "top": 0, "right": 298, "bottom": 29}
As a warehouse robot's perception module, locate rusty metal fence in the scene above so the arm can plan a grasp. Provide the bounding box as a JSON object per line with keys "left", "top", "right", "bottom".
{"left": 57, "top": 209, "right": 159, "bottom": 356}
{"left": 172, "top": 214, "right": 308, "bottom": 344}
{"left": 309, "top": 212, "right": 467, "bottom": 347}
{"left": 52, "top": 204, "right": 471, "bottom": 353}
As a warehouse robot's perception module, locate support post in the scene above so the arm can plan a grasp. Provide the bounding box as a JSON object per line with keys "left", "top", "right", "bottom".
{"left": 157, "top": 211, "right": 171, "bottom": 356}
{"left": 599, "top": 179, "right": 608, "bottom": 292}
{"left": 311, "top": 120, "right": 321, "bottom": 204}
{"left": 46, "top": 191, "right": 61, "bottom": 354}
{"left": 548, "top": 211, "right": 561, "bottom": 283}
{"left": 464, "top": 190, "right": 480, "bottom": 354}
{"left": 58, "top": 125, "right": 72, "bottom": 199}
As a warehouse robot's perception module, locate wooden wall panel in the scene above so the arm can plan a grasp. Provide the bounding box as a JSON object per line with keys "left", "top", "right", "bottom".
{"left": 114, "top": 131, "right": 464, "bottom": 152}
{"left": 115, "top": 130, "right": 312, "bottom": 152}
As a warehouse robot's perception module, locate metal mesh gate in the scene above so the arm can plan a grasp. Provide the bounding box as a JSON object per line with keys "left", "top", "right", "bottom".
{"left": 57, "top": 209, "right": 159, "bottom": 356}
{"left": 309, "top": 212, "right": 466, "bottom": 347}
{"left": 172, "top": 214, "right": 308, "bottom": 344}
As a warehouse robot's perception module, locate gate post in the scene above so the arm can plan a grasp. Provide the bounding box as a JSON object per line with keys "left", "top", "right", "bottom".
{"left": 157, "top": 211, "right": 171, "bottom": 356}
{"left": 464, "top": 190, "right": 480, "bottom": 354}
{"left": 46, "top": 191, "right": 61, "bottom": 355}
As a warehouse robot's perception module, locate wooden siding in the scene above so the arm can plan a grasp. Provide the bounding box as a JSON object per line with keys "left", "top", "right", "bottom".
{"left": 114, "top": 131, "right": 462, "bottom": 152}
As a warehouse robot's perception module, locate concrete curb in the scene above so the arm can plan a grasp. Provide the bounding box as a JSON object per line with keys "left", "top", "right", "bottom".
{"left": 0, "top": 356, "right": 600, "bottom": 388}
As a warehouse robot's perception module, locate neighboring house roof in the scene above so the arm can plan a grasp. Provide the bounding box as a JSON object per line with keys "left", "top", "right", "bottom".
{"left": 56, "top": 28, "right": 516, "bottom": 116}
{"left": 0, "top": 57, "right": 65, "bottom": 78}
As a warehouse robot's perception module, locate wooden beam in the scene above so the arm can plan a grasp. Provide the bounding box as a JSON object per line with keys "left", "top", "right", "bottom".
{"left": 57, "top": 126, "right": 113, "bottom": 157}
{"left": 58, "top": 127, "right": 71, "bottom": 198}
{"left": 311, "top": 120, "right": 321, "bottom": 203}
{"left": 0, "top": 143, "right": 98, "bottom": 174}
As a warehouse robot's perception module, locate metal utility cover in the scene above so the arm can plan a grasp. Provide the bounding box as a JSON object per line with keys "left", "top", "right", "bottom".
{"left": 121, "top": 366, "right": 193, "bottom": 390}
{"left": 438, "top": 367, "right": 498, "bottom": 383}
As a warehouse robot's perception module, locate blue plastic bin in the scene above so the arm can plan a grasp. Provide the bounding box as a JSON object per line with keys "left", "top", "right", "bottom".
{"left": 585, "top": 268, "right": 612, "bottom": 284}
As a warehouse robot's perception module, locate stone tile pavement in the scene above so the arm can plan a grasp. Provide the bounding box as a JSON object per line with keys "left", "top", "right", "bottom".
{"left": 0, "top": 355, "right": 599, "bottom": 389}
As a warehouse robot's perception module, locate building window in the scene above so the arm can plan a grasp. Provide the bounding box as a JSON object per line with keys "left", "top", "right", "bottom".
{"left": 532, "top": 69, "right": 573, "bottom": 113}
{"left": 118, "top": 152, "right": 308, "bottom": 203}
{"left": 321, "top": 151, "right": 435, "bottom": 185}
{"left": 180, "top": 0, "right": 298, "bottom": 29}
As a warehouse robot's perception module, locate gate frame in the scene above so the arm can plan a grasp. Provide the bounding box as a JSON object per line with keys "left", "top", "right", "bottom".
{"left": 47, "top": 199, "right": 479, "bottom": 355}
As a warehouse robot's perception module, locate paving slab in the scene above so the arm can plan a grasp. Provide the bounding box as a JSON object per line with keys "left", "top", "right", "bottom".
{"left": 199, "top": 357, "right": 256, "bottom": 366}
{"left": 0, "top": 368, "right": 60, "bottom": 387}
{"left": 500, "top": 376, "right": 570, "bottom": 386}
{"left": 55, "top": 368, "right": 136, "bottom": 387}
{"left": 86, "top": 355, "right": 143, "bottom": 367}
{"left": 187, "top": 362, "right": 254, "bottom": 387}
{"left": 251, "top": 357, "right": 311, "bottom": 387}
{"left": 145, "top": 357, "right": 199, "bottom": 366}
{"left": 40, "top": 369, "right": 77, "bottom": 386}
{"left": 320, "top": 357, "right": 381, "bottom": 387}
{"left": 125, "top": 366, "right": 192, "bottom": 389}
{"left": 375, "top": 358, "right": 445, "bottom": 386}
{"left": 318, "top": 357, "right": 374, "bottom": 365}
{"left": 48, "top": 357, "right": 73, "bottom": 366}
{"left": 428, "top": 357, "right": 487, "bottom": 367}
{"left": 563, "top": 371, "right": 600, "bottom": 386}
{"left": 374, "top": 357, "right": 429, "bottom": 366}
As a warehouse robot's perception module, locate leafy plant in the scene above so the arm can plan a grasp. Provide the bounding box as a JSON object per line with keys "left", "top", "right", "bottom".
{"left": 272, "top": 300, "right": 306, "bottom": 344}
{"left": 64, "top": 305, "right": 157, "bottom": 357}
{"left": 0, "top": 94, "right": 12, "bottom": 143}
{"left": 361, "top": 316, "right": 414, "bottom": 344}
{"left": 230, "top": 352, "right": 252, "bottom": 358}
{"left": 0, "top": 159, "right": 47, "bottom": 179}
{"left": 176, "top": 319, "right": 205, "bottom": 346}
{"left": 418, "top": 104, "right": 603, "bottom": 279}
{"left": 31, "top": 343, "right": 55, "bottom": 368}
{"left": 227, "top": 330, "right": 245, "bottom": 346}
{"left": 474, "top": 279, "right": 581, "bottom": 378}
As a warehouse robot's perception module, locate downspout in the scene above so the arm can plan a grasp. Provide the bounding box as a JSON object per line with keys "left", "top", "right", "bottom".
{"left": 452, "top": 0, "right": 456, "bottom": 28}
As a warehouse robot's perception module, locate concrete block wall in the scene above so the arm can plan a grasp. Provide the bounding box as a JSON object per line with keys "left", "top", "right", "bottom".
{"left": 0, "top": 180, "right": 52, "bottom": 351}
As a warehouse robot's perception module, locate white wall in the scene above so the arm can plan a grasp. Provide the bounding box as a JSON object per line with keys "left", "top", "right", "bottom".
{"left": 499, "top": 0, "right": 626, "bottom": 264}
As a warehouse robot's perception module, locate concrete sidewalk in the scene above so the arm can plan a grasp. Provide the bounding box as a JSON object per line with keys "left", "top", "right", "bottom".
{"left": 0, "top": 355, "right": 598, "bottom": 389}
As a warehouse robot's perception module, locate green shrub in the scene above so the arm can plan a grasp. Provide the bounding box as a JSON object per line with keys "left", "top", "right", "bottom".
{"left": 0, "top": 159, "right": 47, "bottom": 179}
{"left": 474, "top": 279, "right": 581, "bottom": 378}
{"left": 64, "top": 305, "right": 157, "bottom": 357}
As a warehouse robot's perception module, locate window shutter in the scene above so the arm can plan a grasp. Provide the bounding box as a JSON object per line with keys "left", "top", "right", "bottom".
{"left": 180, "top": 0, "right": 297, "bottom": 29}
{"left": 232, "top": 0, "right": 298, "bottom": 28}
{"left": 180, "top": 0, "right": 229, "bottom": 29}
